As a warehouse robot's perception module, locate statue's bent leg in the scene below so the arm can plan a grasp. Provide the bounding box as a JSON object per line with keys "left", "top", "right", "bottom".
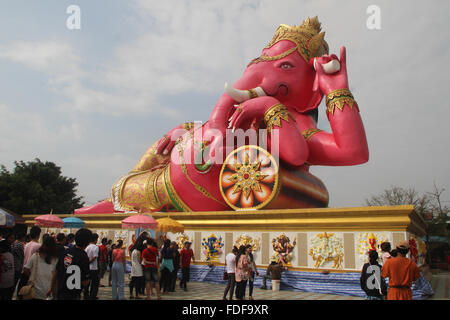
{"left": 112, "top": 166, "right": 169, "bottom": 212}
{"left": 130, "top": 141, "right": 170, "bottom": 173}
{"left": 111, "top": 165, "right": 191, "bottom": 213}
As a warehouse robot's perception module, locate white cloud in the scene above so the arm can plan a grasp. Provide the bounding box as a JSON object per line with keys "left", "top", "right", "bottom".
{"left": 0, "top": 40, "right": 180, "bottom": 117}
{"left": 63, "top": 153, "right": 138, "bottom": 206}
{"left": 0, "top": 41, "right": 81, "bottom": 76}
{"left": 0, "top": 103, "right": 83, "bottom": 162}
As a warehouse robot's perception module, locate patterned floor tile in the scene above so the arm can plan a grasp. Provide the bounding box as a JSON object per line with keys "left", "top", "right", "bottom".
{"left": 37, "top": 270, "right": 449, "bottom": 300}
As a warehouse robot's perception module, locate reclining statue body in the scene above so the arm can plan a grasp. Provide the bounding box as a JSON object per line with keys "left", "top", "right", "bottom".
{"left": 75, "top": 17, "right": 369, "bottom": 214}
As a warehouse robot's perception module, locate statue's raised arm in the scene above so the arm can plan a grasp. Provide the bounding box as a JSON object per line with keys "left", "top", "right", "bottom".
{"left": 300, "top": 46, "right": 369, "bottom": 166}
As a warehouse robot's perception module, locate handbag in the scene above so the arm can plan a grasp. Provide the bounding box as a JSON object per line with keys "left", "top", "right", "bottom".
{"left": 19, "top": 253, "right": 39, "bottom": 300}
{"left": 223, "top": 271, "right": 228, "bottom": 281}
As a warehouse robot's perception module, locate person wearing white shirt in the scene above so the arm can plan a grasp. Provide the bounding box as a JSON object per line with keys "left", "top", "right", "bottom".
{"left": 22, "top": 236, "right": 58, "bottom": 300}
{"left": 130, "top": 241, "right": 145, "bottom": 299}
{"left": 223, "top": 246, "right": 238, "bottom": 300}
{"left": 84, "top": 233, "right": 100, "bottom": 300}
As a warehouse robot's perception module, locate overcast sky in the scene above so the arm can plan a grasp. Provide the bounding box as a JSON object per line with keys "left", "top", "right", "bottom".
{"left": 0, "top": 0, "right": 449, "bottom": 210}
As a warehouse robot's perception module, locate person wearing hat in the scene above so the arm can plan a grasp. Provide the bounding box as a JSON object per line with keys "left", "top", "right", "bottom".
{"left": 261, "top": 256, "right": 287, "bottom": 290}
{"left": 381, "top": 240, "right": 421, "bottom": 300}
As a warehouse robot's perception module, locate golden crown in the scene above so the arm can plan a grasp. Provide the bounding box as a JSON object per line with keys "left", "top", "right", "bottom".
{"left": 249, "top": 16, "right": 329, "bottom": 66}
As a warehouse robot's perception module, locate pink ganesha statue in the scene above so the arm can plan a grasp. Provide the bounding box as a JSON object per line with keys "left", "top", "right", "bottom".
{"left": 76, "top": 17, "right": 368, "bottom": 214}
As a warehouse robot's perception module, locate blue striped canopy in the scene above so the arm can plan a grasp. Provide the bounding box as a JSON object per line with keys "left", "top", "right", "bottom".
{"left": 63, "top": 216, "right": 85, "bottom": 228}
{"left": 0, "top": 208, "right": 15, "bottom": 227}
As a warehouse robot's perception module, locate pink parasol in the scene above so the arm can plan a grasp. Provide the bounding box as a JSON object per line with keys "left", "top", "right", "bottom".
{"left": 34, "top": 210, "right": 64, "bottom": 228}
{"left": 121, "top": 214, "right": 158, "bottom": 230}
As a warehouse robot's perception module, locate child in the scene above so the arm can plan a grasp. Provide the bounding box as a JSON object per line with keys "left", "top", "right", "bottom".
{"left": 380, "top": 242, "right": 391, "bottom": 264}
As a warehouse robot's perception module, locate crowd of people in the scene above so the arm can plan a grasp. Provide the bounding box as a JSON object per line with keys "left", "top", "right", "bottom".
{"left": 222, "top": 239, "right": 431, "bottom": 301}
{"left": 0, "top": 226, "right": 195, "bottom": 300}
{"left": 359, "top": 240, "right": 429, "bottom": 300}
{"left": 222, "top": 244, "right": 287, "bottom": 300}
{"left": 0, "top": 227, "right": 434, "bottom": 301}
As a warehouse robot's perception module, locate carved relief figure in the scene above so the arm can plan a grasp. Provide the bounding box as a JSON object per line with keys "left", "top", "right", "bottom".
{"left": 234, "top": 234, "right": 261, "bottom": 252}
{"left": 309, "top": 232, "right": 344, "bottom": 269}
{"left": 272, "top": 233, "right": 296, "bottom": 265}
{"left": 201, "top": 233, "right": 224, "bottom": 262}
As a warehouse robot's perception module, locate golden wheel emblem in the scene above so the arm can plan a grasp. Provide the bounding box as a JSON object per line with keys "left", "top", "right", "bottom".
{"left": 219, "top": 145, "right": 280, "bottom": 210}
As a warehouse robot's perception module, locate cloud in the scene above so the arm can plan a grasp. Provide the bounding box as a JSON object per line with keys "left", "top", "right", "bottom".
{"left": 0, "top": 103, "right": 83, "bottom": 160}
{"left": 0, "top": 41, "right": 81, "bottom": 75}
{"left": 63, "top": 153, "right": 138, "bottom": 206}
{"left": 0, "top": 40, "right": 180, "bottom": 117}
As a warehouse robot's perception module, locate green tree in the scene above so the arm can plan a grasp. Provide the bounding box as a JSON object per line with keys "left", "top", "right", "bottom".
{"left": 0, "top": 158, "right": 84, "bottom": 214}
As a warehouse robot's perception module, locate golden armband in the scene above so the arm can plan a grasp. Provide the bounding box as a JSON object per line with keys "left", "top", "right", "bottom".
{"left": 264, "top": 103, "right": 290, "bottom": 133}
{"left": 181, "top": 122, "right": 196, "bottom": 131}
{"left": 247, "top": 89, "right": 259, "bottom": 99}
{"left": 302, "top": 128, "right": 322, "bottom": 140}
{"left": 325, "top": 88, "right": 357, "bottom": 115}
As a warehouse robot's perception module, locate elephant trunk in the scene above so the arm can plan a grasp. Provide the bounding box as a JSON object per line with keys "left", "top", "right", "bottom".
{"left": 224, "top": 82, "right": 266, "bottom": 103}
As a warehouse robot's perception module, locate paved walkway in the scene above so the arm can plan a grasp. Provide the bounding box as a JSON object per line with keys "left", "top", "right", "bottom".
{"left": 429, "top": 272, "right": 450, "bottom": 300}
{"left": 97, "top": 271, "right": 450, "bottom": 300}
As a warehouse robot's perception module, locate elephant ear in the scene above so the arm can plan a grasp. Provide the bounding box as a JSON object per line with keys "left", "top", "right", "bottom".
{"left": 298, "top": 88, "right": 323, "bottom": 114}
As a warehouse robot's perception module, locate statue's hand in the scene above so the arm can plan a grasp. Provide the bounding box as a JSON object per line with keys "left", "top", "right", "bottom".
{"left": 155, "top": 135, "right": 174, "bottom": 155}
{"left": 155, "top": 125, "right": 188, "bottom": 155}
{"left": 313, "top": 46, "right": 349, "bottom": 94}
{"left": 229, "top": 96, "right": 280, "bottom": 131}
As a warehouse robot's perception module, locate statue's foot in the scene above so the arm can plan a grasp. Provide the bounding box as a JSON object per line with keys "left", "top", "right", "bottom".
{"left": 74, "top": 199, "right": 116, "bottom": 214}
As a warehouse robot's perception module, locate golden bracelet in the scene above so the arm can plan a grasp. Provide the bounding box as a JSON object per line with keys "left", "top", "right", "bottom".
{"left": 325, "top": 88, "right": 357, "bottom": 115}
{"left": 181, "top": 122, "right": 195, "bottom": 131}
{"left": 247, "top": 89, "right": 258, "bottom": 99}
{"left": 302, "top": 128, "right": 322, "bottom": 140}
{"left": 264, "top": 103, "right": 290, "bottom": 133}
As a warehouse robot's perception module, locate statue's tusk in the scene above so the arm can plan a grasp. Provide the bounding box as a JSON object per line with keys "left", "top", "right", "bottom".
{"left": 253, "top": 87, "right": 266, "bottom": 97}
{"left": 224, "top": 83, "right": 266, "bottom": 103}
{"left": 313, "top": 58, "right": 340, "bottom": 74}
